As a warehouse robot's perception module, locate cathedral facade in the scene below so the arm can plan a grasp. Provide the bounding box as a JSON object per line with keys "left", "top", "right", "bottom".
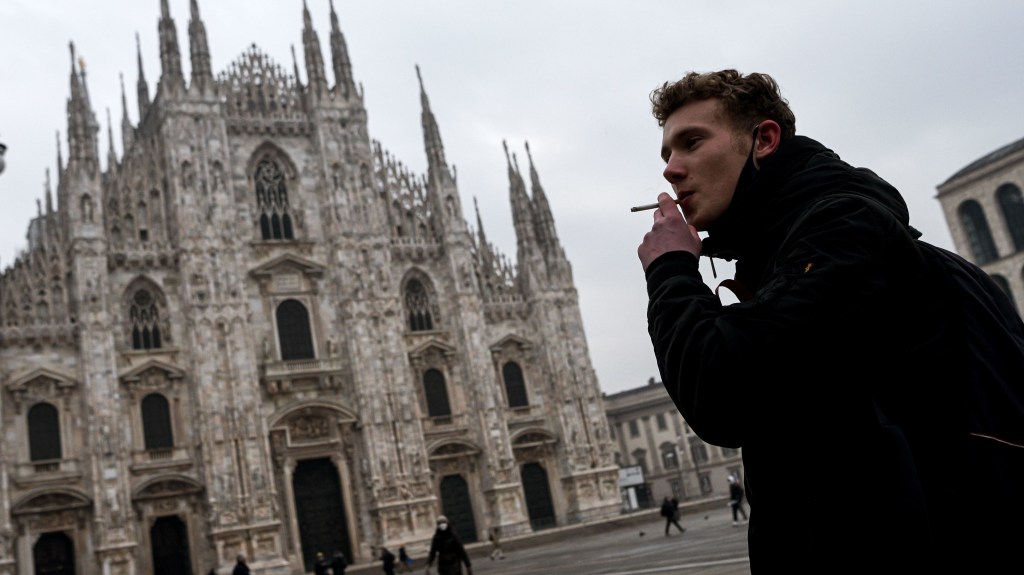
{"left": 0, "top": 2, "right": 619, "bottom": 573}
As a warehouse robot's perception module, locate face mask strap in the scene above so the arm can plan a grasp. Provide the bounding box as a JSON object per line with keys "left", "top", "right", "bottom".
{"left": 750, "top": 123, "right": 763, "bottom": 170}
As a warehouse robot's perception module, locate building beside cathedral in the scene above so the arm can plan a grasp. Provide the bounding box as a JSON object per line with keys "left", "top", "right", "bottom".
{"left": 937, "top": 135, "right": 1024, "bottom": 313}
{"left": 0, "top": 1, "right": 619, "bottom": 573}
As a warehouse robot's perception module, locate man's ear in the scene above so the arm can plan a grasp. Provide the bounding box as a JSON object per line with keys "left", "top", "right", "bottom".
{"left": 754, "top": 120, "right": 782, "bottom": 162}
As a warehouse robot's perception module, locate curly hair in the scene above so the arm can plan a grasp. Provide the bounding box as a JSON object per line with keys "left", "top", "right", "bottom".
{"left": 650, "top": 70, "right": 796, "bottom": 139}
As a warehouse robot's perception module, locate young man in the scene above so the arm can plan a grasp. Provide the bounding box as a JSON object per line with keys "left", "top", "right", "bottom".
{"left": 638, "top": 69, "right": 1023, "bottom": 572}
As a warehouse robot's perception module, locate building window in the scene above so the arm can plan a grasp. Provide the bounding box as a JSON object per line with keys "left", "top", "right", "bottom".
{"left": 661, "top": 444, "right": 678, "bottom": 469}
{"left": 141, "top": 393, "right": 174, "bottom": 450}
{"left": 405, "top": 279, "right": 434, "bottom": 331}
{"left": 28, "top": 402, "right": 62, "bottom": 461}
{"left": 276, "top": 299, "right": 315, "bottom": 360}
{"left": 130, "top": 288, "right": 163, "bottom": 350}
{"left": 609, "top": 425, "right": 616, "bottom": 440}
{"left": 656, "top": 413, "right": 667, "bottom": 431}
{"left": 628, "top": 420, "right": 640, "bottom": 438}
{"left": 502, "top": 361, "right": 529, "bottom": 408}
{"left": 959, "top": 200, "right": 999, "bottom": 264}
{"left": 424, "top": 368, "right": 452, "bottom": 417}
{"left": 721, "top": 447, "right": 740, "bottom": 457}
{"left": 255, "top": 159, "right": 294, "bottom": 240}
{"left": 631, "top": 449, "right": 648, "bottom": 475}
{"left": 997, "top": 183, "right": 1024, "bottom": 252}
{"left": 689, "top": 436, "right": 709, "bottom": 464}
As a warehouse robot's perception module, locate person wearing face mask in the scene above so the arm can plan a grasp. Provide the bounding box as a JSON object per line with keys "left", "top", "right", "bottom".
{"left": 424, "top": 515, "right": 472, "bottom": 575}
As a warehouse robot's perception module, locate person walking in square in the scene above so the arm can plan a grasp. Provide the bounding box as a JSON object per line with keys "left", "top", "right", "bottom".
{"left": 380, "top": 546, "right": 397, "bottom": 575}
{"left": 397, "top": 546, "right": 413, "bottom": 573}
{"left": 728, "top": 475, "right": 748, "bottom": 525}
{"left": 660, "top": 497, "right": 685, "bottom": 536}
{"left": 486, "top": 526, "right": 505, "bottom": 560}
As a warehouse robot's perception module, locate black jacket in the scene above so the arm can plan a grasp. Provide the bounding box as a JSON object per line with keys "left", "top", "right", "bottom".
{"left": 427, "top": 528, "right": 471, "bottom": 575}
{"left": 646, "top": 136, "right": 1023, "bottom": 572}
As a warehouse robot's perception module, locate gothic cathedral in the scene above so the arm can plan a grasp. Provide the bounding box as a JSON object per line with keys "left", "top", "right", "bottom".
{"left": 0, "top": 1, "right": 619, "bottom": 573}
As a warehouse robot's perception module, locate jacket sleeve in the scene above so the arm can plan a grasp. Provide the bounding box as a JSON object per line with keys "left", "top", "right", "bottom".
{"left": 645, "top": 198, "right": 898, "bottom": 446}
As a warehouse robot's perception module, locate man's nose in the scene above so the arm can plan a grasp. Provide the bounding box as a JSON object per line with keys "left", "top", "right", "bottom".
{"left": 663, "top": 157, "right": 686, "bottom": 183}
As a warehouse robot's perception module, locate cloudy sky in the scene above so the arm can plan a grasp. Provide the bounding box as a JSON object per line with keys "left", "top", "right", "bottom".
{"left": 1, "top": 1, "right": 1023, "bottom": 395}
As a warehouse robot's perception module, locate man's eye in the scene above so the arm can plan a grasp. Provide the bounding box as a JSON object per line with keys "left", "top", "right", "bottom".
{"left": 685, "top": 137, "right": 701, "bottom": 149}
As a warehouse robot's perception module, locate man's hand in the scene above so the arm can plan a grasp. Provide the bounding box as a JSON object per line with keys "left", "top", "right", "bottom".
{"left": 638, "top": 192, "right": 701, "bottom": 271}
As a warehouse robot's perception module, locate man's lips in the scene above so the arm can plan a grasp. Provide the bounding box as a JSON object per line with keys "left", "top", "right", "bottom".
{"left": 676, "top": 191, "right": 695, "bottom": 207}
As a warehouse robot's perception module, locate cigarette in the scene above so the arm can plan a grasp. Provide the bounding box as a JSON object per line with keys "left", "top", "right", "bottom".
{"left": 630, "top": 199, "right": 681, "bottom": 212}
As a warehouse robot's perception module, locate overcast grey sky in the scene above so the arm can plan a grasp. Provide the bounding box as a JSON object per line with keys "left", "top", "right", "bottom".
{"left": 1, "top": 1, "right": 1023, "bottom": 395}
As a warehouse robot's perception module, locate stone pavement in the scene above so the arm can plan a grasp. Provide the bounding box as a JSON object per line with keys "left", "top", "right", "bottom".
{"left": 346, "top": 496, "right": 750, "bottom": 575}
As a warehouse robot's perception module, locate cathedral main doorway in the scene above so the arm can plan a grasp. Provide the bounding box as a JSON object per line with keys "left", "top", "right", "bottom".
{"left": 150, "top": 515, "right": 194, "bottom": 575}
{"left": 293, "top": 457, "right": 350, "bottom": 572}
{"left": 33, "top": 531, "right": 75, "bottom": 575}
{"left": 521, "top": 462, "right": 556, "bottom": 530}
{"left": 439, "top": 474, "right": 477, "bottom": 543}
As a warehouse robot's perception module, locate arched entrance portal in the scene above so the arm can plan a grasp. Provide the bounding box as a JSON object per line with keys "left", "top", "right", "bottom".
{"left": 440, "top": 474, "right": 477, "bottom": 543}
{"left": 293, "top": 457, "right": 350, "bottom": 572}
{"left": 150, "top": 515, "right": 193, "bottom": 575}
{"left": 521, "top": 462, "right": 556, "bottom": 530}
{"left": 34, "top": 531, "right": 75, "bottom": 575}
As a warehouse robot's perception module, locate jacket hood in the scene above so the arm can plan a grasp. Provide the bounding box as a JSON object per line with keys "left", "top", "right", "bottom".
{"left": 701, "top": 135, "right": 913, "bottom": 262}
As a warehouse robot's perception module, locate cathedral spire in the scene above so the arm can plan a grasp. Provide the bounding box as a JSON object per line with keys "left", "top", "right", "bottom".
{"left": 188, "top": 0, "right": 214, "bottom": 92}
{"left": 416, "top": 65, "right": 451, "bottom": 187}
{"left": 328, "top": 0, "right": 357, "bottom": 100}
{"left": 505, "top": 140, "right": 536, "bottom": 248}
{"left": 66, "top": 43, "right": 99, "bottom": 165}
{"left": 120, "top": 74, "right": 135, "bottom": 152}
{"left": 136, "top": 33, "right": 151, "bottom": 119}
{"left": 55, "top": 130, "right": 63, "bottom": 175}
{"left": 45, "top": 168, "right": 54, "bottom": 214}
{"left": 301, "top": 0, "right": 327, "bottom": 96}
{"left": 106, "top": 107, "right": 118, "bottom": 169}
{"left": 157, "top": 0, "right": 185, "bottom": 95}
{"left": 525, "top": 141, "right": 561, "bottom": 249}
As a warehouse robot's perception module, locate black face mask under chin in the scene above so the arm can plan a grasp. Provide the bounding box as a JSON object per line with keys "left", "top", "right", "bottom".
{"left": 701, "top": 124, "right": 764, "bottom": 272}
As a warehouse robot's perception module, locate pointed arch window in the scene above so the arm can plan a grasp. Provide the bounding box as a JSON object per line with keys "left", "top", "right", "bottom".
{"left": 502, "top": 361, "right": 529, "bottom": 408}
{"left": 423, "top": 368, "right": 452, "bottom": 417}
{"left": 255, "top": 159, "right": 295, "bottom": 240}
{"left": 276, "top": 299, "right": 314, "bottom": 360}
{"left": 405, "top": 279, "right": 435, "bottom": 331}
{"left": 130, "top": 288, "right": 163, "bottom": 350}
{"left": 28, "top": 402, "right": 62, "bottom": 461}
{"left": 959, "top": 200, "right": 998, "bottom": 264}
{"left": 997, "top": 184, "right": 1024, "bottom": 252}
{"left": 141, "top": 393, "right": 174, "bottom": 450}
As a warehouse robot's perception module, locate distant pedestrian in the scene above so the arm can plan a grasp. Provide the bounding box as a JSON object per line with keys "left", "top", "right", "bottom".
{"left": 425, "top": 515, "right": 473, "bottom": 575}
{"left": 486, "top": 526, "right": 505, "bottom": 560}
{"left": 232, "top": 554, "right": 251, "bottom": 575}
{"left": 380, "top": 546, "right": 397, "bottom": 575}
{"left": 728, "top": 475, "right": 749, "bottom": 525}
{"left": 398, "top": 546, "right": 413, "bottom": 573}
{"left": 314, "top": 551, "right": 330, "bottom": 575}
{"left": 660, "top": 497, "right": 686, "bottom": 536}
{"left": 331, "top": 550, "right": 349, "bottom": 575}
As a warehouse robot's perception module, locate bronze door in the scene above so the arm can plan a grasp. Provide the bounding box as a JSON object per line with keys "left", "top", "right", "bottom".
{"left": 34, "top": 532, "right": 75, "bottom": 575}
{"left": 150, "top": 515, "right": 193, "bottom": 575}
{"left": 521, "top": 463, "right": 556, "bottom": 530}
{"left": 440, "top": 474, "right": 478, "bottom": 543}
{"left": 293, "top": 457, "right": 350, "bottom": 572}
